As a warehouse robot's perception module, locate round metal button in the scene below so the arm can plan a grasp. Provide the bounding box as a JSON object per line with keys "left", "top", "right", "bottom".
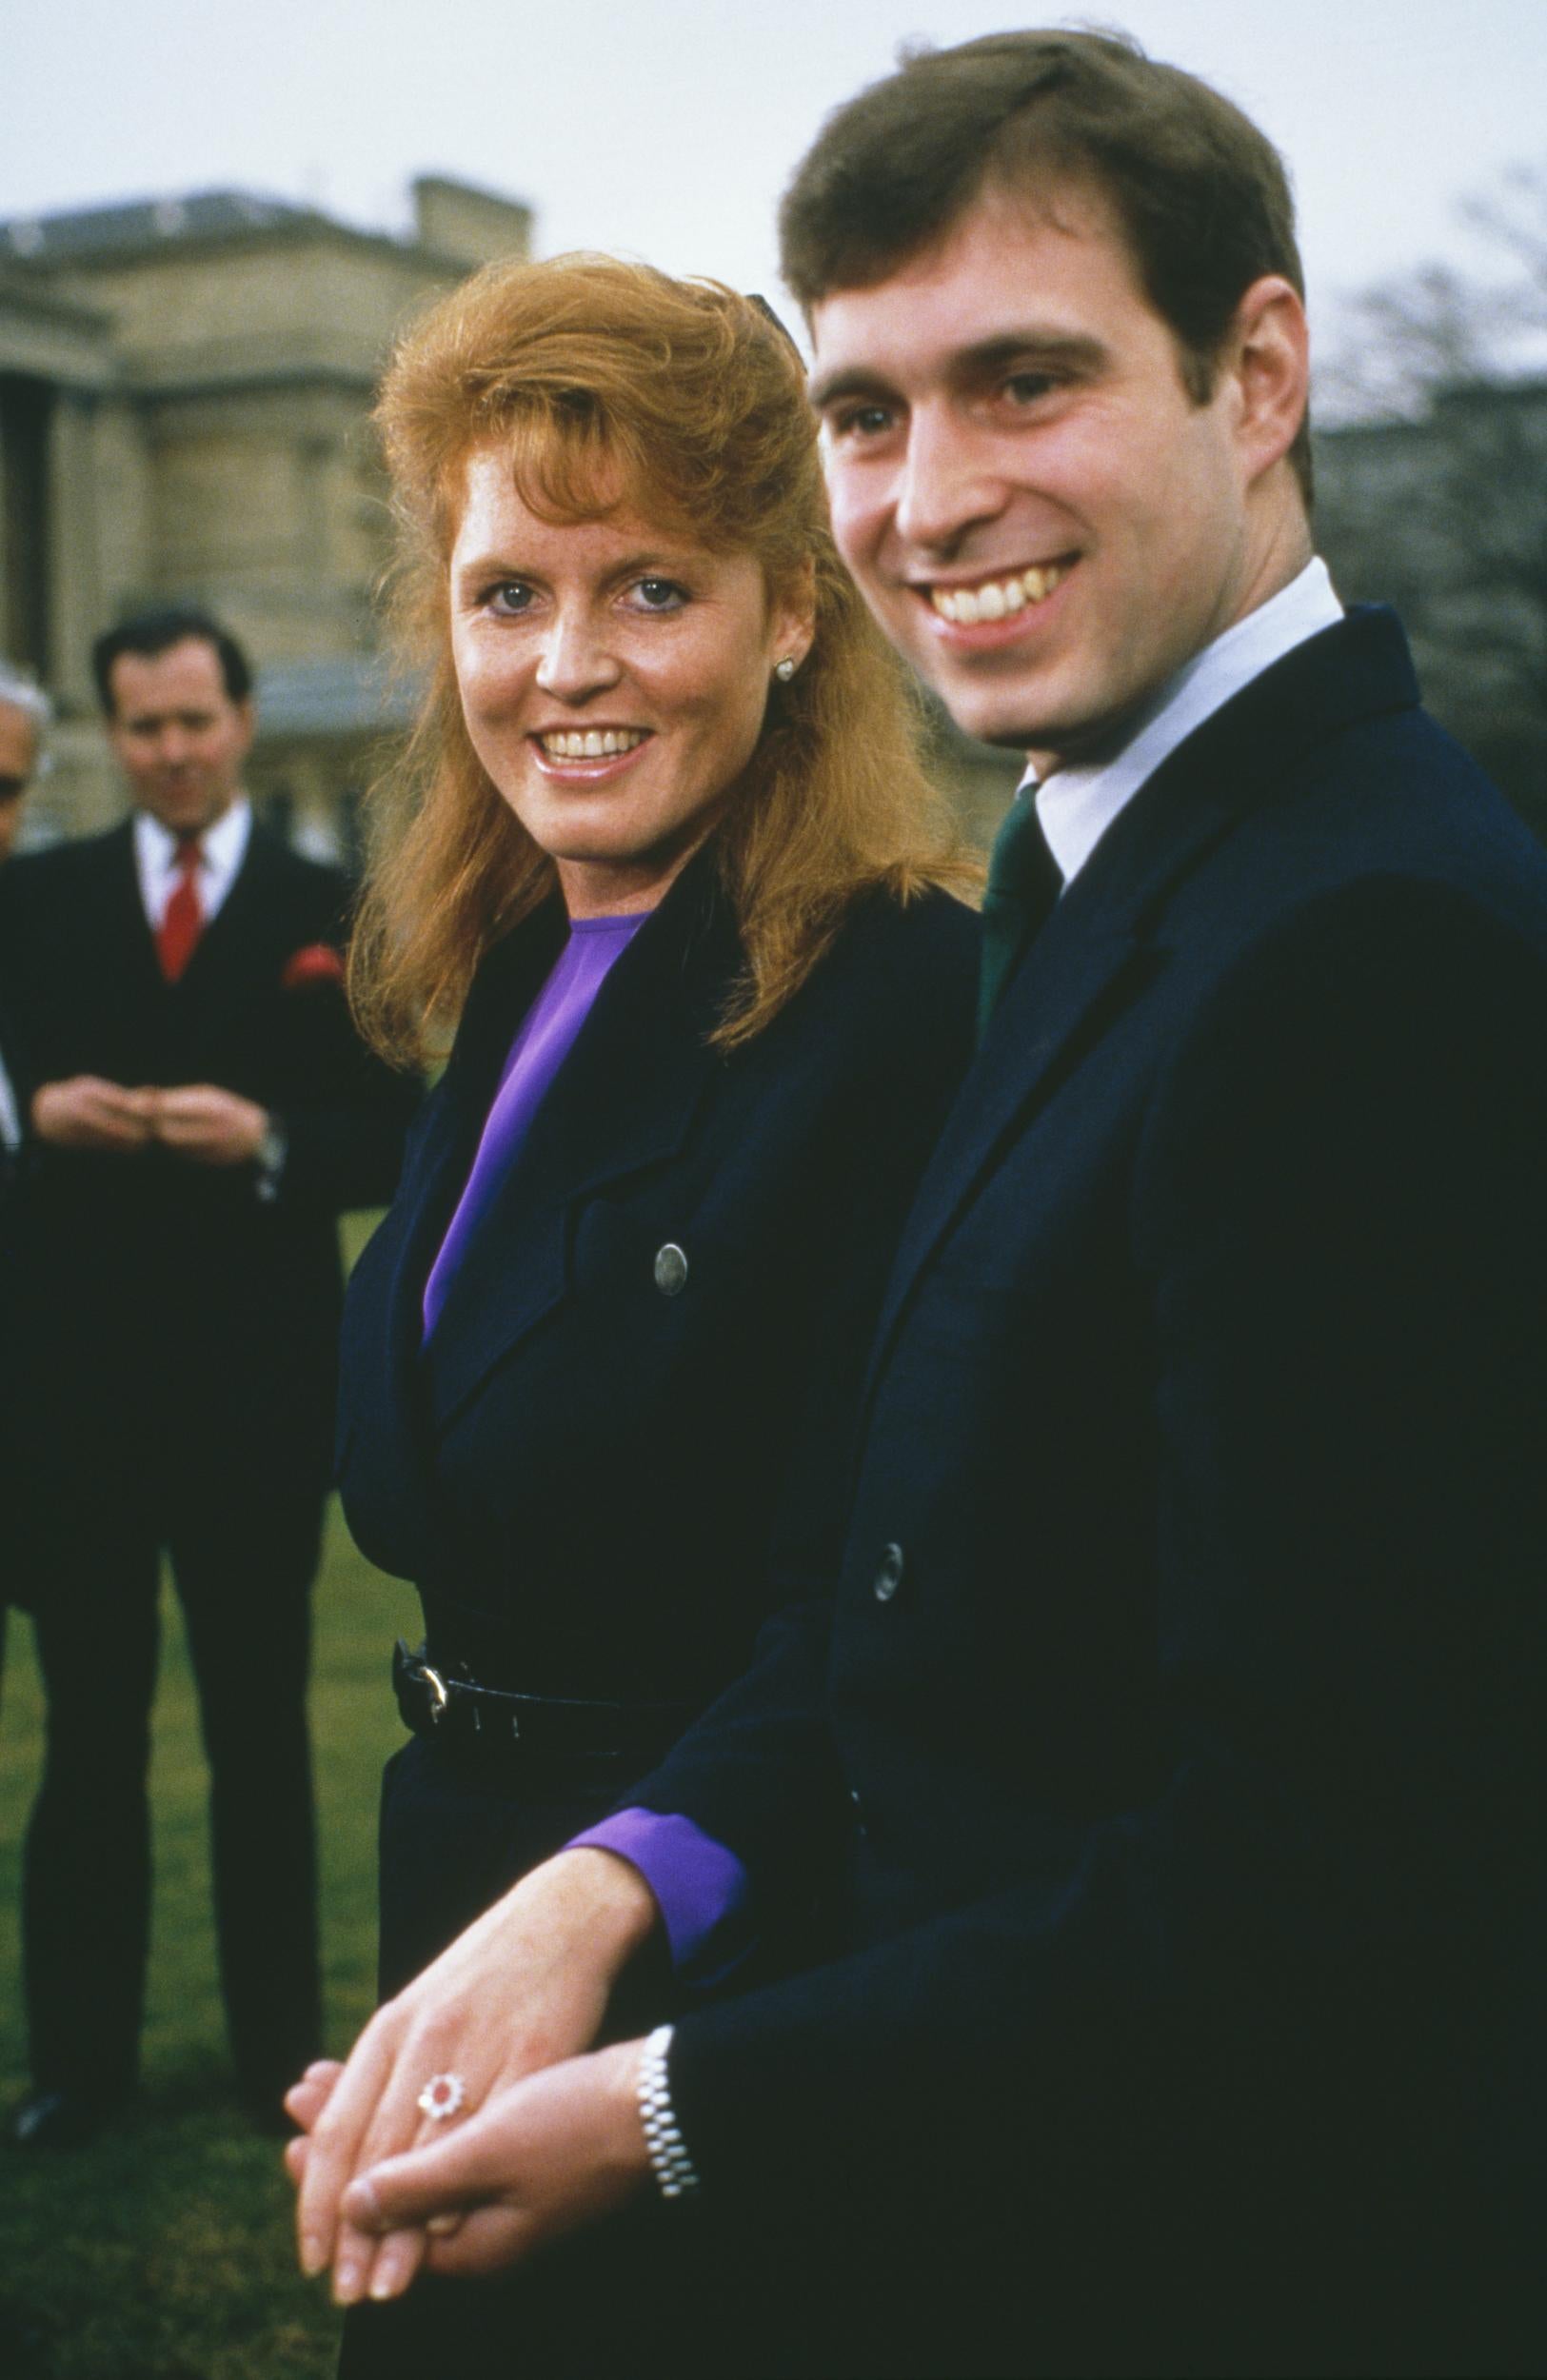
{"left": 872, "top": 1542, "right": 904, "bottom": 1602}
{"left": 653, "top": 1242, "right": 689, "bottom": 1297}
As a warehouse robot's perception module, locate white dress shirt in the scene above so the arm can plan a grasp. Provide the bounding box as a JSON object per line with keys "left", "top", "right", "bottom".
{"left": 133, "top": 797, "right": 252, "bottom": 931}
{"left": 1029, "top": 558, "right": 1344, "bottom": 887}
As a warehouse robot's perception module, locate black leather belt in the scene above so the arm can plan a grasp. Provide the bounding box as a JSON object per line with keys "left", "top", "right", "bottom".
{"left": 392, "top": 1639, "right": 691, "bottom": 1767}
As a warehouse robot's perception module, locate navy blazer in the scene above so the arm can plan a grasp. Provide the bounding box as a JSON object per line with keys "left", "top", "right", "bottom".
{"left": 635, "top": 611, "right": 1547, "bottom": 2377}
{"left": 337, "top": 856, "right": 980, "bottom": 1711}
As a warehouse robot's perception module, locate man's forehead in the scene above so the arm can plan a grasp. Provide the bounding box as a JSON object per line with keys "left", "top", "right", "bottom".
{"left": 807, "top": 179, "right": 1138, "bottom": 388}
{"left": 110, "top": 637, "right": 231, "bottom": 712}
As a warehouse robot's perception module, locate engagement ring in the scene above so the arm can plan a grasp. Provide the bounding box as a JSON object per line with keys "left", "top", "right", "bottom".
{"left": 417, "top": 2072, "right": 467, "bottom": 2121}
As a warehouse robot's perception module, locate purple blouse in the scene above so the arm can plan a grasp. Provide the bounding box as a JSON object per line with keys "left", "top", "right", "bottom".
{"left": 421, "top": 912, "right": 645, "bottom": 1339}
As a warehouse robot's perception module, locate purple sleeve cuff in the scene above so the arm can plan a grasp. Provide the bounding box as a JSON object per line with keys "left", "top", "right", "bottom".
{"left": 568, "top": 1809, "right": 751, "bottom": 1983}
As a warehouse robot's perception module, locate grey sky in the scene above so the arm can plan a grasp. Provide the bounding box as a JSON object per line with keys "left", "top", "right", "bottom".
{"left": 6, "top": 0, "right": 1544, "bottom": 349}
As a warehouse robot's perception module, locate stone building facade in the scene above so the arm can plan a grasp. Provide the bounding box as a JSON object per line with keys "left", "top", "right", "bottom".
{"left": 0, "top": 176, "right": 533, "bottom": 849}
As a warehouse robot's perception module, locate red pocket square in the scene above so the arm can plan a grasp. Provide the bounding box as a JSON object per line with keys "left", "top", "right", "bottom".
{"left": 281, "top": 942, "right": 347, "bottom": 990}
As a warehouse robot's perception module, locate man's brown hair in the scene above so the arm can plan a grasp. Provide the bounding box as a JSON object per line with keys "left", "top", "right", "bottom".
{"left": 781, "top": 28, "right": 1313, "bottom": 505}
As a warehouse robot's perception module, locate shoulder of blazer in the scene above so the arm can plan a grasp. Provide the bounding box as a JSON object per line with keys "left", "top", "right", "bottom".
{"left": 230, "top": 821, "right": 351, "bottom": 929}
{"left": 812, "top": 882, "right": 980, "bottom": 1007}
{"left": 1, "top": 818, "right": 135, "bottom": 901}
{"left": 735, "top": 883, "right": 981, "bottom": 1098}
{"left": 0, "top": 822, "right": 141, "bottom": 971}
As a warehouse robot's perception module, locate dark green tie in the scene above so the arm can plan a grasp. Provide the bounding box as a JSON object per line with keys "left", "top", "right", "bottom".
{"left": 977, "top": 790, "right": 1062, "bottom": 1038}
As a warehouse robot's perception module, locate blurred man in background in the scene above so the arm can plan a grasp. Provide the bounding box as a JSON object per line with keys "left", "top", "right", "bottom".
{"left": 0, "top": 660, "right": 44, "bottom": 1191}
{"left": 0, "top": 664, "right": 47, "bottom": 1688}
{"left": 0, "top": 606, "right": 413, "bottom": 2148}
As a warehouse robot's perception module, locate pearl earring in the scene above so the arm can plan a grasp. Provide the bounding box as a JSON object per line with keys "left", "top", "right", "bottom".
{"left": 774, "top": 658, "right": 797, "bottom": 683}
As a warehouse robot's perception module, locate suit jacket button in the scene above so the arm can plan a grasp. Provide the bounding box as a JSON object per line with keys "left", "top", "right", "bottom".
{"left": 873, "top": 1543, "right": 904, "bottom": 1602}
{"left": 653, "top": 1242, "right": 688, "bottom": 1296}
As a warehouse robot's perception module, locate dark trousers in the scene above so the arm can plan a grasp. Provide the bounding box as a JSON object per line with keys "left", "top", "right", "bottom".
{"left": 22, "top": 1477, "right": 323, "bottom": 2109}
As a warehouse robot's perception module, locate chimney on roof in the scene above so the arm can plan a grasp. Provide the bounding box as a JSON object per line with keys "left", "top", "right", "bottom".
{"left": 413, "top": 176, "right": 533, "bottom": 270}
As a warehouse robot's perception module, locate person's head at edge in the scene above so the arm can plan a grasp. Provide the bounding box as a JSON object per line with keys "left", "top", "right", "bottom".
{"left": 0, "top": 665, "right": 49, "bottom": 865}
{"left": 784, "top": 28, "right": 1315, "bottom": 770}
{"left": 349, "top": 253, "right": 972, "bottom": 1070}
{"left": 91, "top": 606, "right": 255, "bottom": 838}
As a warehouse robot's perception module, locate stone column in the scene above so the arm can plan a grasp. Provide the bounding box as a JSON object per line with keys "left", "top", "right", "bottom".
{"left": 47, "top": 387, "right": 101, "bottom": 709}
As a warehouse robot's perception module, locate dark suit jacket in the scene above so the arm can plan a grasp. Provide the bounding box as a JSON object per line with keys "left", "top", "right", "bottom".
{"left": 0, "top": 817, "right": 414, "bottom": 1530}
{"left": 337, "top": 856, "right": 980, "bottom": 1717}
{"left": 630, "top": 610, "right": 1547, "bottom": 2377}
{"left": 0, "top": 962, "right": 31, "bottom": 1598}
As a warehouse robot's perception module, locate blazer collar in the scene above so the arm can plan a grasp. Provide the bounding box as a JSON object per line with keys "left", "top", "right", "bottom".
{"left": 416, "top": 846, "right": 740, "bottom": 1432}
{"left": 861, "top": 606, "right": 1421, "bottom": 1405}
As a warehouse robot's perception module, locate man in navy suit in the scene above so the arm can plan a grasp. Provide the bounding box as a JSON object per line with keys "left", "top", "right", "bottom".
{"left": 0, "top": 607, "right": 412, "bottom": 2149}
{"left": 300, "top": 34, "right": 1547, "bottom": 2374}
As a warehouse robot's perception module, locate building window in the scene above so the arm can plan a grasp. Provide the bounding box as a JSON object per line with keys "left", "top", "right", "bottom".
{"left": 0, "top": 372, "right": 54, "bottom": 681}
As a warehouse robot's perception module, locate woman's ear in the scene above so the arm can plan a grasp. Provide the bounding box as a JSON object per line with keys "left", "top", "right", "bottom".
{"left": 770, "top": 554, "right": 818, "bottom": 675}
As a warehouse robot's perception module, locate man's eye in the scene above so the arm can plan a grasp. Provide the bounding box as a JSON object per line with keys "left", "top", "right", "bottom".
{"left": 1004, "top": 372, "right": 1058, "bottom": 407}
{"left": 630, "top": 579, "right": 687, "bottom": 612}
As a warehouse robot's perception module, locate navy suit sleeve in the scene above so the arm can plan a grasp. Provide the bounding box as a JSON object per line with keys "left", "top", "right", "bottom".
{"left": 269, "top": 1022, "right": 419, "bottom": 1215}
{"left": 659, "top": 876, "right": 1547, "bottom": 2324}
{"left": 260, "top": 868, "right": 419, "bottom": 1214}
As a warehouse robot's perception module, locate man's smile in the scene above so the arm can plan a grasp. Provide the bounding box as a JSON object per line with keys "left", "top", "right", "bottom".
{"left": 923, "top": 560, "right": 1073, "bottom": 625}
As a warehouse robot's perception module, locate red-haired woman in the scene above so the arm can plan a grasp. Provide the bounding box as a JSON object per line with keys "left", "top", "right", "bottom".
{"left": 291, "top": 253, "right": 978, "bottom": 2370}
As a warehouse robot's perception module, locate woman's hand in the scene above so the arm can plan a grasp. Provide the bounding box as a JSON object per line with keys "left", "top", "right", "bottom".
{"left": 334, "top": 2041, "right": 652, "bottom": 2303}
{"left": 291, "top": 1849, "right": 658, "bottom": 2302}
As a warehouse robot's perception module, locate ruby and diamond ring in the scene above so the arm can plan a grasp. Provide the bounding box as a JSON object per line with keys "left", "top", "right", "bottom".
{"left": 416, "top": 2072, "right": 467, "bottom": 2121}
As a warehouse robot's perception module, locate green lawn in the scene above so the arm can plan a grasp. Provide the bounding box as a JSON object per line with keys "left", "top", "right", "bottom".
{"left": 0, "top": 1500, "right": 421, "bottom": 2379}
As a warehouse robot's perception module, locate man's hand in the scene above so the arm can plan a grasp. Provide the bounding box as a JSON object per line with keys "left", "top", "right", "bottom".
{"left": 292, "top": 1849, "right": 658, "bottom": 2300}
{"left": 330, "top": 2041, "right": 652, "bottom": 2305}
{"left": 151, "top": 1084, "right": 270, "bottom": 1165}
{"left": 31, "top": 1076, "right": 157, "bottom": 1153}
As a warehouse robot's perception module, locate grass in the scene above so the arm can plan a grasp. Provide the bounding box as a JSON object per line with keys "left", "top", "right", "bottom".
{"left": 0, "top": 1498, "right": 422, "bottom": 2379}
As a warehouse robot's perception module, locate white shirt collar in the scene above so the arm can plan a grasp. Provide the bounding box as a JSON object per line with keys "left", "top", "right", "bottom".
{"left": 134, "top": 797, "right": 252, "bottom": 927}
{"left": 1026, "top": 558, "right": 1343, "bottom": 886}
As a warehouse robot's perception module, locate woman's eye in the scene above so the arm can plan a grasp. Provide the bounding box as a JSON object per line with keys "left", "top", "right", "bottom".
{"left": 486, "top": 582, "right": 535, "bottom": 615}
{"left": 630, "top": 578, "right": 687, "bottom": 612}
{"left": 830, "top": 404, "right": 894, "bottom": 443}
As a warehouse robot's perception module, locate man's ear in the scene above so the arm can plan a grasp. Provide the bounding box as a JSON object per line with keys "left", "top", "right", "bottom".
{"left": 1228, "top": 275, "right": 1309, "bottom": 486}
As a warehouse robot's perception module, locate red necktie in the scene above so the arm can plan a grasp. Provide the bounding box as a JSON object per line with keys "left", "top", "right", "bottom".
{"left": 156, "top": 835, "right": 204, "bottom": 982}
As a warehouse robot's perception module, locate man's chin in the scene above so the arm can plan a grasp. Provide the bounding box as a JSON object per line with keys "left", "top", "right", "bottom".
{"left": 144, "top": 789, "right": 228, "bottom": 833}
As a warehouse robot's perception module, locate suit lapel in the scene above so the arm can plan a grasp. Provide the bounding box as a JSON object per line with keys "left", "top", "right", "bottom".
{"left": 860, "top": 606, "right": 1422, "bottom": 1408}
{"left": 422, "top": 857, "right": 734, "bottom": 1434}
{"left": 96, "top": 821, "right": 170, "bottom": 1018}
{"left": 367, "top": 899, "right": 568, "bottom": 1444}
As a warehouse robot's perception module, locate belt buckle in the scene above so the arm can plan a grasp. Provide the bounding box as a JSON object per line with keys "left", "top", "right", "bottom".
{"left": 421, "top": 1663, "right": 450, "bottom": 1726}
